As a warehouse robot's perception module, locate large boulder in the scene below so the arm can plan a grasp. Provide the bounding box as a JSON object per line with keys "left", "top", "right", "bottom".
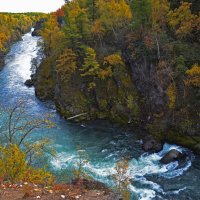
{"left": 24, "top": 79, "right": 34, "bottom": 87}
{"left": 160, "top": 149, "right": 185, "bottom": 164}
{"left": 142, "top": 135, "right": 163, "bottom": 152}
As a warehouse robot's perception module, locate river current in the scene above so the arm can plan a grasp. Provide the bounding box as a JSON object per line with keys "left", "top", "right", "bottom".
{"left": 0, "top": 31, "right": 200, "bottom": 200}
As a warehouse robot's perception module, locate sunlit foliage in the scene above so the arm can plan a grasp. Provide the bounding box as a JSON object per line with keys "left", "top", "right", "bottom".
{"left": 0, "top": 144, "right": 53, "bottom": 184}
{"left": 185, "top": 64, "right": 200, "bottom": 87}
{"left": 0, "top": 13, "right": 45, "bottom": 53}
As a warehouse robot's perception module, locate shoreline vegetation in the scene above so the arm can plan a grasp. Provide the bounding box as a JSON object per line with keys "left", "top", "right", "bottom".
{"left": 0, "top": 101, "right": 123, "bottom": 199}
{"left": 0, "top": 12, "right": 47, "bottom": 69}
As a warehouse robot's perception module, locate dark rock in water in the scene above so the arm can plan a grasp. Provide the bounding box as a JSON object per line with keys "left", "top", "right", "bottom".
{"left": 30, "top": 74, "right": 36, "bottom": 82}
{"left": 160, "top": 149, "right": 185, "bottom": 164}
{"left": 24, "top": 79, "right": 34, "bottom": 87}
{"left": 31, "top": 29, "right": 40, "bottom": 37}
{"left": 32, "top": 18, "right": 46, "bottom": 36}
{"left": 142, "top": 135, "right": 163, "bottom": 152}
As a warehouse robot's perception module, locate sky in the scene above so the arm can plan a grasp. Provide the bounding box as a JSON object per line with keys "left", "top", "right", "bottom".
{"left": 0, "top": 0, "right": 65, "bottom": 13}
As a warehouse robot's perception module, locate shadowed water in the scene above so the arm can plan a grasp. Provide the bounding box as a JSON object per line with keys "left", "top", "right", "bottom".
{"left": 0, "top": 31, "right": 200, "bottom": 200}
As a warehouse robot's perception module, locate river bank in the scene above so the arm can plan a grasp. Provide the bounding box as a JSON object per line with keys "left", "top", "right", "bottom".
{"left": 0, "top": 30, "right": 200, "bottom": 200}
{"left": 0, "top": 179, "right": 120, "bottom": 200}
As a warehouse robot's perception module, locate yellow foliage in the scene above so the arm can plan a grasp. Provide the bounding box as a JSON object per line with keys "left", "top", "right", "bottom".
{"left": 80, "top": 47, "right": 100, "bottom": 77}
{"left": 98, "top": 67, "right": 112, "bottom": 80}
{"left": 39, "top": 15, "right": 65, "bottom": 55}
{"left": 0, "top": 144, "right": 53, "bottom": 185}
{"left": 104, "top": 54, "right": 124, "bottom": 66}
{"left": 167, "top": 2, "right": 198, "bottom": 38}
{"left": 185, "top": 64, "right": 200, "bottom": 87}
{"left": 0, "top": 144, "right": 27, "bottom": 183}
{"left": 25, "top": 168, "right": 53, "bottom": 185}
{"left": 99, "top": 54, "right": 126, "bottom": 81}
{"left": 56, "top": 48, "right": 77, "bottom": 81}
{"left": 0, "top": 13, "right": 37, "bottom": 52}
{"left": 166, "top": 83, "right": 176, "bottom": 110}
{"left": 88, "top": 82, "right": 97, "bottom": 90}
{"left": 91, "top": 19, "right": 105, "bottom": 37}
{"left": 152, "top": 0, "right": 170, "bottom": 32}
{"left": 97, "top": 0, "right": 132, "bottom": 30}
{"left": 112, "top": 159, "right": 131, "bottom": 200}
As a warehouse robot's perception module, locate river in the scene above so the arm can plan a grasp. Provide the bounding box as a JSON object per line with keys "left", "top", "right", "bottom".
{"left": 0, "top": 31, "right": 200, "bottom": 200}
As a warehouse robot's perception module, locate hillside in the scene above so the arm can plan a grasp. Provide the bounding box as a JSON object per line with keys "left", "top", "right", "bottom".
{"left": 33, "top": 0, "right": 200, "bottom": 153}
{"left": 0, "top": 13, "right": 46, "bottom": 68}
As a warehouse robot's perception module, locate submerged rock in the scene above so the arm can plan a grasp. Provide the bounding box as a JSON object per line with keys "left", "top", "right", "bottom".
{"left": 160, "top": 149, "right": 185, "bottom": 164}
{"left": 24, "top": 79, "right": 34, "bottom": 87}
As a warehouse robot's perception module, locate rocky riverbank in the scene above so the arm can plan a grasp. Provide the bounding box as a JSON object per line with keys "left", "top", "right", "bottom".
{"left": 0, "top": 179, "right": 120, "bottom": 200}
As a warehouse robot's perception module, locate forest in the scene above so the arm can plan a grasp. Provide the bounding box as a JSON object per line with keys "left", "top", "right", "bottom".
{"left": 34, "top": 0, "right": 200, "bottom": 152}
{"left": 0, "top": 12, "right": 46, "bottom": 67}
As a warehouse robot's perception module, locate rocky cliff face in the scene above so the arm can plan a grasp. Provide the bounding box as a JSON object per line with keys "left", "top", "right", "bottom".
{"left": 122, "top": 38, "right": 200, "bottom": 153}
{"left": 32, "top": 19, "right": 46, "bottom": 36}
{"left": 0, "top": 51, "right": 4, "bottom": 69}
{"left": 35, "top": 55, "right": 200, "bottom": 153}
{"left": 35, "top": 53, "right": 141, "bottom": 124}
{"left": 123, "top": 48, "right": 170, "bottom": 117}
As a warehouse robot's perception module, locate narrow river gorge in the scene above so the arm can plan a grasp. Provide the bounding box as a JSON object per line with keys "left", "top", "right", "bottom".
{"left": 0, "top": 31, "right": 200, "bottom": 200}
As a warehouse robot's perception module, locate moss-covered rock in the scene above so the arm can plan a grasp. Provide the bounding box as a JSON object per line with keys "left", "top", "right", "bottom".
{"left": 35, "top": 57, "right": 55, "bottom": 100}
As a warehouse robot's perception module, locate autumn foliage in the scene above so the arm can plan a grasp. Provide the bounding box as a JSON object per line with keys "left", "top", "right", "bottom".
{"left": 0, "top": 144, "right": 53, "bottom": 184}
{"left": 0, "top": 13, "right": 45, "bottom": 53}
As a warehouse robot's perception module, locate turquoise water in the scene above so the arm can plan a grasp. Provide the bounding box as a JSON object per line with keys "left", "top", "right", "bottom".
{"left": 0, "top": 31, "right": 200, "bottom": 200}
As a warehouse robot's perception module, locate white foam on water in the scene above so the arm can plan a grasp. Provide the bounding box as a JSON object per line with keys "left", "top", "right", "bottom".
{"left": 159, "top": 159, "right": 191, "bottom": 179}
{"left": 166, "top": 187, "right": 187, "bottom": 195}
{"left": 50, "top": 152, "right": 76, "bottom": 170}
{"left": 157, "top": 143, "right": 183, "bottom": 157}
{"left": 50, "top": 143, "right": 193, "bottom": 200}
{"left": 86, "top": 162, "right": 115, "bottom": 178}
{"left": 129, "top": 185, "right": 156, "bottom": 200}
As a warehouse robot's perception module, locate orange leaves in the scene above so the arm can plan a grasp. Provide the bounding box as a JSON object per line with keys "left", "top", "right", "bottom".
{"left": 40, "top": 14, "right": 65, "bottom": 55}
{"left": 104, "top": 54, "right": 124, "bottom": 67}
{"left": 0, "top": 13, "right": 39, "bottom": 53}
{"left": 152, "top": 0, "right": 170, "bottom": 32}
{"left": 0, "top": 32, "right": 9, "bottom": 51}
{"left": 167, "top": 2, "right": 198, "bottom": 38}
{"left": 185, "top": 64, "right": 200, "bottom": 87}
{"left": 0, "top": 144, "right": 27, "bottom": 183}
{"left": 91, "top": 19, "right": 105, "bottom": 37}
{"left": 98, "top": 67, "right": 112, "bottom": 80}
{"left": 66, "top": 0, "right": 88, "bottom": 23}
{"left": 0, "top": 144, "right": 53, "bottom": 185}
{"left": 99, "top": 54, "right": 125, "bottom": 80}
{"left": 25, "top": 168, "right": 53, "bottom": 185}
{"left": 96, "top": 0, "right": 132, "bottom": 30}
{"left": 56, "top": 48, "right": 77, "bottom": 81}
{"left": 56, "top": 8, "right": 65, "bottom": 17}
{"left": 166, "top": 83, "right": 176, "bottom": 110}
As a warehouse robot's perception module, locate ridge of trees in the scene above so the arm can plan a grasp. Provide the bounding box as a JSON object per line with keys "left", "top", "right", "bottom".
{"left": 36, "top": 0, "right": 199, "bottom": 145}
